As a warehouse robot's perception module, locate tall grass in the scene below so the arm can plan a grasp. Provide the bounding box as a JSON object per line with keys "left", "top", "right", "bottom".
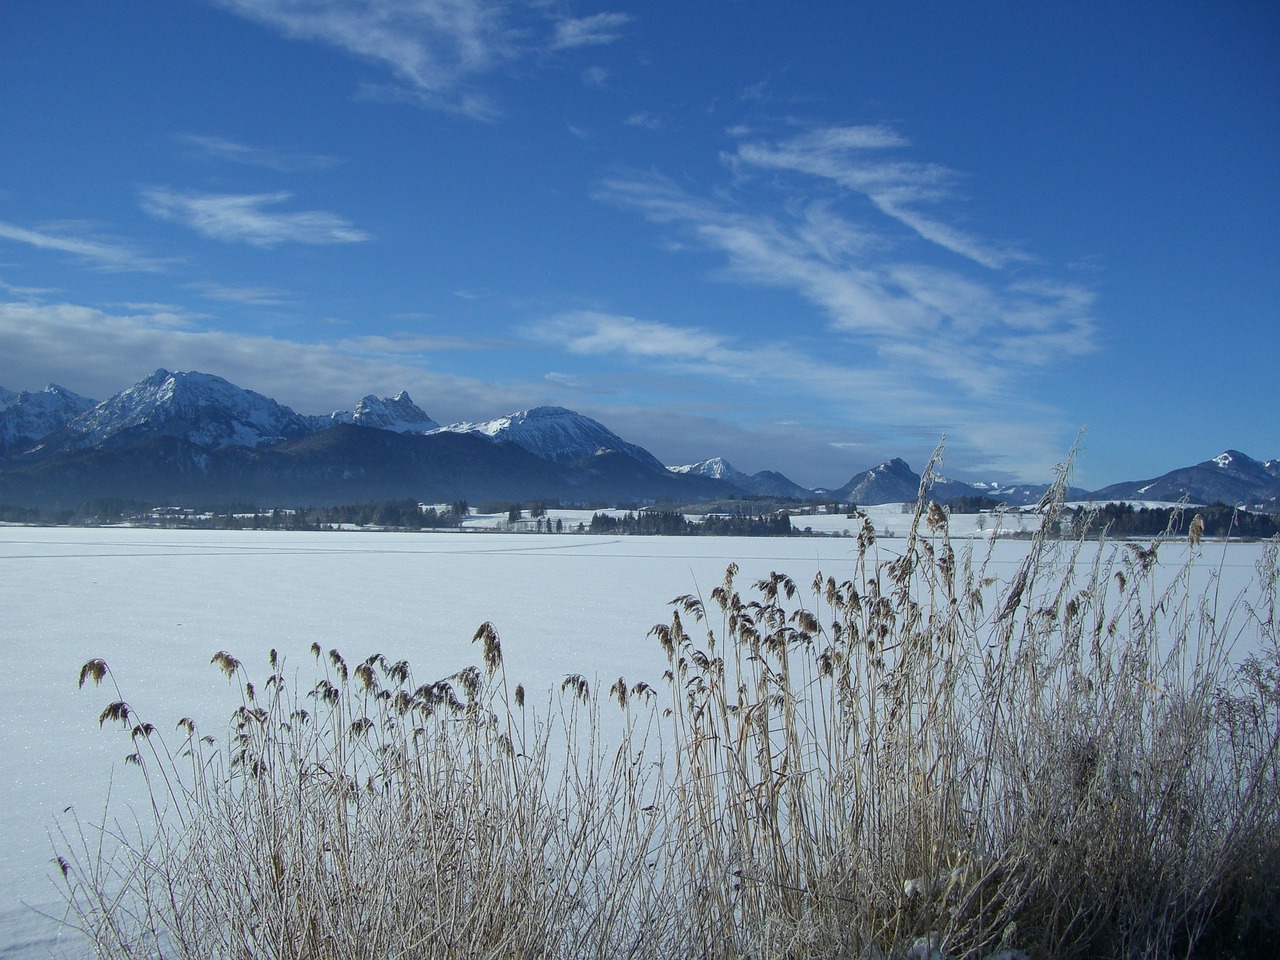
{"left": 59, "top": 459, "right": 1280, "bottom": 958}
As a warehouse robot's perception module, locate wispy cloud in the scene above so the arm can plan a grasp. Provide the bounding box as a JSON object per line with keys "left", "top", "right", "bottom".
{"left": 732, "top": 125, "right": 1030, "bottom": 269}
{"left": 185, "top": 281, "right": 294, "bottom": 306}
{"left": 587, "top": 123, "right": 1098, "bottom": 478}
{"left": 625, "top": 111, "right": 662, "bottom": 130}
{"left": 0, "top": 299, "right": 525, "bottom": 421}
{"left": 140, "top": 188, "right": 371, "bottom": 246}
{"left": 530, "top": 310, "right": 1079, "bottom": 480}
{"left": 173, "top": 134, "right": 342, "bottom": 172}
{"left": 552, "top": 13, "right": 632, "bottom": 49}
{"left": 210, "top": 1, "right": 631, "bottom": 118}
{"left": 213, "top": 0, "right": 507, "bottom": 86}
{"left": 531, "top": 310, "right": 930, "bottom": 408}
{"left": 581, "top": 65, "right": 610, "bottom": 89}
{"left": 0, "top": 277, "right": 58, "bottom": 298}
{"left": 0, "top": 220, "right": 165, "bottom": 272}
{"left": 596, "top": 166, "right": 1095, "bottom": 399}
{"left": 335, "top": 332, "right": 513, "bottom": 353}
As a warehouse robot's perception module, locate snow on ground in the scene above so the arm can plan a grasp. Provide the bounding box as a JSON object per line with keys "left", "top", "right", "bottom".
{"left": 0, "top": 527, "right": 1270, "bottom": 957}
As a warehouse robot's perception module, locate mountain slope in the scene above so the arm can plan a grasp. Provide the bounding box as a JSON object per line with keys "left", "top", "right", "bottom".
{"left": 46, "top": 369, "right": 318, "bottom": 453}
{"left": 670, "top": 457, "right": 745, "bottom": 482}
{"left": 739, "top": 470, "right": 814, "bottom": 499}
{"left": 1092, "top": 450, "right": 1280, "bottom": 511}
{"left": 0, "top": 425, "right": 737, "bottom": 509}
{"left": 833, "top": 458, "right": 925, "bottom": 504}
{"left": 670, "top": 457, "right": 813, "bottom": 499}
{"left": 0, "top": 384, "right": 98, "bottom": 455}
{"left": 330, "top": 392, "right": 440, "bottom": 433}
{"left": 439, "top": 406, "right": 666, "bottom": 471}
{"left": 4, "top": 368, "right": 1278, "bottom": 513}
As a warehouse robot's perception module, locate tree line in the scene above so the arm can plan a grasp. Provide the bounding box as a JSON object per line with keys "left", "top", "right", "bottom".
{"left": 588, "top": 510, "right": 793, "bottom": 537}
{"left": 1068, "top": 502, "right": 1280, "bottom": 539}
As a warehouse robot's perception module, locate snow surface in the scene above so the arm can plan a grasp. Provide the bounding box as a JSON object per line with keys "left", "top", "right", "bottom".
{"left": 0, "top": 527, "right": 1271, "bottom": 957}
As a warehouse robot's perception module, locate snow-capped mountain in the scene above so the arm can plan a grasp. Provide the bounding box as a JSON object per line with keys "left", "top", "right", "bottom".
{"left": 0, "top": 384, "right": 98, "bottom": 454}
{"left": 833, "top": 458, "right": 923, "bottom": 504}
{"left": 1093, "top": 449, "right": 1280, "bottom": 511}
{"left": 670, "top": 457, "right": 745, "bottom": 482}
{"left": 438, "top": 406, "right": 666, "bottom": 471}
{"left": 3, "top": 367, "right": 1277, "bottom": 514}
{"left": 670, "top": 457, "right": 812, "bottom": 499}
{"left": 330, "top": 392, "right": 440, "bottom": 433}
{"left": 57, "top": 369, "right": 319, "bottom": 452}
{"left": 830, "top": 458, "right": 1033, "bottom": 506}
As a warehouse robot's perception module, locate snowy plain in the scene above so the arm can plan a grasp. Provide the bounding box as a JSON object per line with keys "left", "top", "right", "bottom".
{"left": 0, "top": 522, "right": 1272, "bottom": 958}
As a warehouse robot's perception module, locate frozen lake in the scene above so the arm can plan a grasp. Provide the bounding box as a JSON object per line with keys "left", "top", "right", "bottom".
{"left": 1, "top": 525, "right": 1271, "bottom": 957}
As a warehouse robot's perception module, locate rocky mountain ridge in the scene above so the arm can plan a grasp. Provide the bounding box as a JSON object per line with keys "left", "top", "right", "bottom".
{"left": 1, "top": 369, "right": 1276, "bottom": 511}
{"left": 0, "top": 384, "right": 97, "bottom": 454}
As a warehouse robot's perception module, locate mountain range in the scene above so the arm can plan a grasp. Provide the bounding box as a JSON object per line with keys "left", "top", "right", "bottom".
{"left": 1, "top": 370, "right": 1276, "bottom": 513}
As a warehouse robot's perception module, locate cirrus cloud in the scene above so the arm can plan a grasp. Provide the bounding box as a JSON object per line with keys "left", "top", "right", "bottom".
{"left": 0, "top": 299, "right": 525, "bottom": 422}
{"left": 209, "top": 0, "right": 633, "bottom": 118}
{"left": 0, "top": 220, "right": 166, "bottom": 272}
{"left": 140, "top": 188, "right": 371, "bottom": 247}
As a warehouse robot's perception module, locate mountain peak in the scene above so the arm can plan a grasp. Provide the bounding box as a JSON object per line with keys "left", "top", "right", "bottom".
{"left": 521, "top": 405, "right": 575, "bottom": 419}
{"left": 669, "top": 456, "right": 743, "bottom": 481}
{"left": 65, "top": 369, "right": 315, "bottom": 450}
{"left": 1212, "top": 450, "right": 1258, "bottom": 470}
{"left": 0, "top": 383, "right": 99, "bottom": 453}
{"left": 344, "top": 392, "right": 440, "bottom": 433}
{"left": 440, "top": 406, "right": 665, "bottom": 471}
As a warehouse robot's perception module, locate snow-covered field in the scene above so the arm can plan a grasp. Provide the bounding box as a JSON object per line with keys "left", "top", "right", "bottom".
{"left": 0, "top": 525, "right": 1271, "bottom": 957}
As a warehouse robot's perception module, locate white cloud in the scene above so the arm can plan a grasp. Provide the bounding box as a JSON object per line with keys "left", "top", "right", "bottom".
{"left": 528, "top": 309, "right": 1079, "bottom": 481}
{"left": 173, "top": 134, "right": 342, "bottom": 172}
{"left": 0, "top": 220, "right": 165, "bottom": 272}
{"left": 733, "top": 125, "right": 1031, "bottom": 269}
{"left": 581, "top": 65, "right": 610, "bottom": 88}
{"left": 588, "top": 122, "right": 1101, "bottom": 481}
{"left": 212, "top": 0, "right": 510, "bottom": 90}
{"left": 140, "top": 188, "right": 371, "bottom": 247}
{"left": 0, "top": 300, "right": 522, "bottom": 421}
{"left": 624, "top": 111, "right": 661, "bottom": 130}
{"left": 185, "top": 281, "right": 294, "bottom": 306}
{"left": 536, "top": 310, "right": 723, "bottom": 361}
{"left": 333, "top": 332, "right": 512, "bottom": 353}
{"left": 0, "top": 277, "right": 58, "bottom": 298}
{"left": 210, "top": 1, "right": 630, "bottom": 117}
{"left": 596, "top": 168, "right": 1095, "bottom": 396}
{"left": 552, "top": 13, "right": 632, "bottom": 49}
{"left": 534, "top": 310, "right": 929, "bottom": 407}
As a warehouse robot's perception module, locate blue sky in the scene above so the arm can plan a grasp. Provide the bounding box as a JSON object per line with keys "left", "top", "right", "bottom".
{"left": 1, "top": 0, "right": 1276, "bottom": 490}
